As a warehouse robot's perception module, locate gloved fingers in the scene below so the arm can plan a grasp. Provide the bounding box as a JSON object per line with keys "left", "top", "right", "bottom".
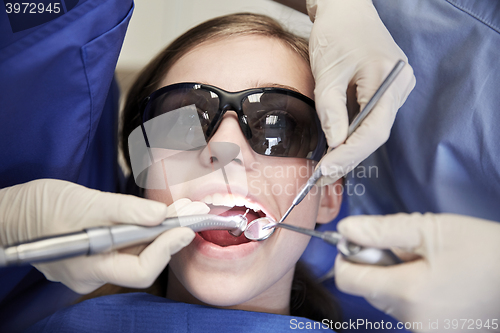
{"left": 118, "top": 243, "right": 147, "bottom": 256}
{"left": 33, "top": 258, "right": 105, "bottom": 294}
{"left": 337, "top": 213, "right": 440, "bottom": 252}
{"left": 353, "top": 64, "right": 392, "bottom": 113}
{"left": 316, "top": 63, "right": 415, "bottom": 186}
{"left": 306, "top": 0, "right": 318, "bottom": 21}
{"left": 354, "top": 61, "right": 415, "bottom": 114}
{"left": 34, "top": 227, "right": 196, "bottom": 294}
{"left": 116, "top": 198, "right": 208, "bottom": 255}
{"left": 340, "top": 93, "right": 396, "bottom": 148}
{"left": 88, "top": 191, "right": 169, "bottom": 227}
{"left": 113, "top": 199, "right": 208, "bottom": 255}
{"left": 94, "top": 227, "right": 195, "bottom": 289}
{"left": 310, "top": 51, "right": 355, "bottom": 149}
{"left": 314, "top": 83, "right": 350, "bottom": 149}
{"left": 317, "top": 108, "right": 395, "bottom": 185}
{"left": 168, "top": 198, "right": 210, "bottom": 217}
{"left": 166, "top": 198, "right": 192, "bottom": 217}
{"left": 391, "top": 247, "right": 422, "bottom": 262}
{"left": 334, "top": 254, "right": 425, "bottom": 300}
{"left": 317, "top": 120, "right": 391, "bottom": 185}
{"left": 350, "top": 61, "right": 415, "bottom": 141}
{"left": 179, "top": 201, "right": 210, "bottom": 215}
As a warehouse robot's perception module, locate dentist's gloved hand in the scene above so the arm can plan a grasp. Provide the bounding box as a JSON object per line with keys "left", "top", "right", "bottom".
{"left": 335, "top": 213, "right": 500, "bottom": 331}
{"left": 0, "top": 179, "right": 209, "bottom": 294}
{"left": 307, "top": 0, "right": 416, "bottom": 185}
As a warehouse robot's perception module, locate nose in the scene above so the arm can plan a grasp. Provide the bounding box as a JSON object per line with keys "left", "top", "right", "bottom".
{"left": 199, "top": 112, "right": 256, "bottom": 169}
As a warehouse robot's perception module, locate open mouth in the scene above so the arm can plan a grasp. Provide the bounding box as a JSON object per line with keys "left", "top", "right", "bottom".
{"left": 198, "top": 195, "right": 267, "bottom": 247}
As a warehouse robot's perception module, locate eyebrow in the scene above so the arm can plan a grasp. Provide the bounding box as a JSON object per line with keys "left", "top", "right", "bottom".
{"left": 256, "top": 83, "right": 302, "bottom": 94}
{"left": 196, "top": 81, "right": 303, "bottom": 94}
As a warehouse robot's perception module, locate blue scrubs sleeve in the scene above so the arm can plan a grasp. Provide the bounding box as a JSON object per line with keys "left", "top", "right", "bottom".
{"left": 349, "top": 0, "right": 500, "bottom": 222}
{"left": 0, "top": 0, "right": 132, "bottom": 189}
{"left": 0, "top": 0, "right": 133, "bottom": 331}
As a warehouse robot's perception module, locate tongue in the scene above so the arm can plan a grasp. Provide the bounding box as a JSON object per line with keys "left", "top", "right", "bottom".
{"left": 199, "top": 206, "right": 260, "bottom": 247}
{"left": 199, "top": 230, "right": 250, "bottom": 247}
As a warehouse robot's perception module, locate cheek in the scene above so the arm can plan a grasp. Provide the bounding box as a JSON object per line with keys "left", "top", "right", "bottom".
{"left": 273, "top": 201, "right": 319, "bottom": 264}
{"left": 249, "top": 157, "right": 317, "bottom": 199}
{"left": 274, "top": 230, "right": 311, "bottom": 261}
{"left": 295, "top": 185, "right": 322, "bottom": 227}
{"left": 144, "top": 189, "right": 174, "bottom": 205}
{"left": 266, "top": 193, "right": 321, "bottom": 273}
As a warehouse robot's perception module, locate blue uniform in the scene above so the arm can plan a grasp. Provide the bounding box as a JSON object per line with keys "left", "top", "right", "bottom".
{"left": 0, "top": 0, "right": 130, "bottom": 190}
{"left": 0, "top": 0, "right": 132, "bottom": 331}
{"left": 348, "top": 0, "right": 500, "bottom": 221}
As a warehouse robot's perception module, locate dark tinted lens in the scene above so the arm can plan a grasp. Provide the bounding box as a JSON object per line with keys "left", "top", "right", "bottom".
{"left": 243, "top": 92, "right": 319, "bottom": 158}
{"left": 145, "top": 87, "right": 219, "bottom": 126}
{"left": 143, "top": 86, "right": 220, "bottom": 150}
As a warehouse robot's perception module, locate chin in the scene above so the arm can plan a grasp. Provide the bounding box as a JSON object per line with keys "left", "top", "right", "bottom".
{"left": 174, "top": 264, "right": 263, "bottom": 307}
{"left": 191, "top": 285, "right": 254, "bottom": 307}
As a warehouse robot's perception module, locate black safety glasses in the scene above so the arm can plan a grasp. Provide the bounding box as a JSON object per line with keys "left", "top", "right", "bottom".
{"left": 140, "top": 82, "right": 327, "bottom": 161}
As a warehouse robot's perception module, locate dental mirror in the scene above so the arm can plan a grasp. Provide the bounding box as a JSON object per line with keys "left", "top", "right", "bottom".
{"left": 244, "top": 217, "right": 277, "bottom": 241}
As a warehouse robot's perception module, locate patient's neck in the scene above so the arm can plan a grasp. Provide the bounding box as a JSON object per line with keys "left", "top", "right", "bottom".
{"left": 166, "top": 266, "right": 293, "bottom": 315}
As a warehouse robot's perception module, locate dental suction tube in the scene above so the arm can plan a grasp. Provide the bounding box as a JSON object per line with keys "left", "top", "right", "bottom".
{"left": 0, "top": 214, "right": 247, "bottom": 267}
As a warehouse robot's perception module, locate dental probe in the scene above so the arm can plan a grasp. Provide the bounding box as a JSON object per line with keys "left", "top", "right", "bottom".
{"left": 264, "top": 223, "right": 401, "bottom": 266}
{"left": 0, "top": 214, "right": 247, "bottom": 267}
{"left": 278, "top": 60, "right": 406, "bottom": 225}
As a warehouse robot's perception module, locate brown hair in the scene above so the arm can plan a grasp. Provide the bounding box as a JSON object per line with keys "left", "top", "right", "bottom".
{"left": 109, "top": 12, "right": 341, "bottom": 327}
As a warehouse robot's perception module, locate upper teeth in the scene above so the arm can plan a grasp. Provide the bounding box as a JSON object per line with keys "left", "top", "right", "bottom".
{"left": 202, "top": 194, "right": 262, "bottom": 213}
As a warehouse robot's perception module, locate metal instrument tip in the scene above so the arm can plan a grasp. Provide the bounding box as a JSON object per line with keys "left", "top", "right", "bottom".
{"left": 279, "top": 204, "right": 295, "bottom": 224}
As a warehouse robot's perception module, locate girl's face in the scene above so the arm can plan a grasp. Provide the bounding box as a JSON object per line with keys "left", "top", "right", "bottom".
{"left": 146, "top": 35, "right": 340, "bottom": 314}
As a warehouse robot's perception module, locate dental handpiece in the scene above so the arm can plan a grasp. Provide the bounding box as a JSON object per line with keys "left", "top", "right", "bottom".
{"left": 267, "top": 223, "right": 401, "bottom": 266}
{"left": 0, "top": 214, "right": 247, "bottom": 267}
{"left": 279, "top": 60, "right": 406, "bottom": 224}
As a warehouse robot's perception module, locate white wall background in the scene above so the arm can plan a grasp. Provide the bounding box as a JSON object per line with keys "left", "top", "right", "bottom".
{"left": 116, "top": 0, "right": 312, "bottom": 72}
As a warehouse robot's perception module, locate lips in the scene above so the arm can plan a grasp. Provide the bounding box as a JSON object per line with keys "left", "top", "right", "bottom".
{"left": 198, "top": 206, "right": 264, "bottom": 247}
